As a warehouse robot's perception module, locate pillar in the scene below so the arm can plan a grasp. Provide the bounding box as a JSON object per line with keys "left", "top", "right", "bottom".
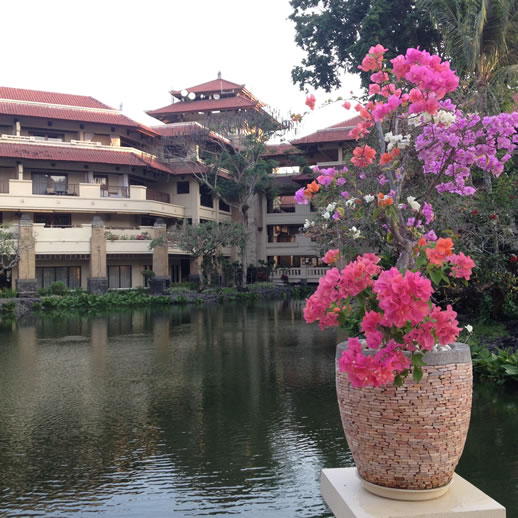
{"left": 87, "top": 216, "right": 108, "bottom": 294}
{"left": 150, "top": 218, "right": 170, "bottom": 294}
{"left": 16, "top": 213, "right": 38, "bottom": 298}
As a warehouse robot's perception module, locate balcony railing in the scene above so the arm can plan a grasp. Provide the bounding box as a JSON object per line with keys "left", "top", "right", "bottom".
{"left": 32, "top": 183, "right": 80, "bottom": 196}
{"left": 146, "top": 189, "right": 170, "bottom": 204}
{"left": 0, "top": 182, "right": 9, "bottom": 194}
{"left": 100, "top": 186, "right": 129, "bottom": 198}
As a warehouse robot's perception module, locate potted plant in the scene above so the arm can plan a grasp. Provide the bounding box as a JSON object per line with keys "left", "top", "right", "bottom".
{"left": 297, "top": 45, "right": 518, "bottom": 500}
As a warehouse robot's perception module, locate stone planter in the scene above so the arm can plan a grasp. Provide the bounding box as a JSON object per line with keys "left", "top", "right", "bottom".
{"left": 336, "top": 341, "right": 472, "bottom": 499}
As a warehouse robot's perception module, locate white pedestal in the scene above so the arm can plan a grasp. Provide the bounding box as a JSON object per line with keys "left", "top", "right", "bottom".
{"left": 321, "top": 468, "right": 506, "bottom": 518}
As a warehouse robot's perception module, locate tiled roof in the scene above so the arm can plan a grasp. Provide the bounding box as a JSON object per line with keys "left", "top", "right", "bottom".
{"left": 0, "top": 141, "right": 173, "bottom": 174}
{"left": 0, "top": 86, "right": 112, "bottom": 109}
{"left": 152, "top": 122, "right": 231, "bottom": 145}
{"left": 148, "top": 96, "right": 258, "bottom": 117}
{"left": 291, "top": 116, "right": 362, "bottom": 145}
{"left": 171, "top": 78, "right": 244, "bottom": 97}
{"left": 263, "top": 143, "right": 302, "bottom": 156}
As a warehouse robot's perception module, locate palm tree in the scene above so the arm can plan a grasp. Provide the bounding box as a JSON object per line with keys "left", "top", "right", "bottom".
{"left": 419, "top": 0, "right": 518, "bottom": 112}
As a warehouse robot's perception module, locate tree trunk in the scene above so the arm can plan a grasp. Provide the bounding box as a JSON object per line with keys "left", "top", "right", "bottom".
{"left": 240, "top": 207, "right": 249, "bottom": 288}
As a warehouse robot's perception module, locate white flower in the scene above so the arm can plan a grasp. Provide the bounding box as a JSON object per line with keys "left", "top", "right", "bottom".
{"left": 322, "top": 212, "right": 331, "bottom": 220}
{"left": 363, "top": 194, "right": 375, "bottom": 203}
{"left": 465, "top": 324, "right": 473, "bottom": 334}
{"left": 384, "top": 131, "right": 411, "bottom": 151}
{"left": 350, "top": 226, "right": 361, "bottom": 239}
{"left": 345, "top": 199, "right": 355, "bottom": 207}
{"left": 303, "top": 219, "right": 311, "bottom": 230}
{"left": 407, "top": 196, "right": 421, "bottom": 211}
{"left": 326, "top": 202, "right": 337, "bottom": 212}
{"left": 311, "top": 221, "right": 315, "bottom": 227}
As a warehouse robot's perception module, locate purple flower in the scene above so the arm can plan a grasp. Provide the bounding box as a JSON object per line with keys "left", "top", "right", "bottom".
{"left": 295, "top": 187, "right": 308, "bottom": 205}
{"left": 336, "top": 177, "right": 346, "bottom": 186}
{"left": 423, "top": 229, "right": 437, "bottom": 241}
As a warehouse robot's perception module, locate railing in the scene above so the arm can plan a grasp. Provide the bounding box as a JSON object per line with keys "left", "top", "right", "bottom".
{"left": 32, "top": 183, "right": 80, "bottom": 196}
{"left": 146, "top": 189, "right": 170, "bottom": 204}
{"left": 272, "top": 266, "right": 329, "bottom": 284}
{"left": 0, "top": 182, "right": 9, "bottom": 194}
{"left": 100, "top": 186, "right": 129, "bottom": 198}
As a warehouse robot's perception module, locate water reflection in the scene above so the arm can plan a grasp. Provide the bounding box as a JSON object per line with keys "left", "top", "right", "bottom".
{"left": 0, "top": 301, "right": 350, "bottom": 517}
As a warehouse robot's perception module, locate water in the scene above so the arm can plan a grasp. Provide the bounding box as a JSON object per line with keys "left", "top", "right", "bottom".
{"left": 0, "top": 301, "right": 516, "bottom": 517}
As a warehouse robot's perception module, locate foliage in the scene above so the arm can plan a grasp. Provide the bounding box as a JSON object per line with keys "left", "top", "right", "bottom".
{"left": 289, "top": 0, "right": 441, "bottom": 90}
{"left": 419, "top": 0, "right": 518, "bottom": 112}
{"left": 470, "top": 342, "right": 518, "bottom": 384}
{"left": 167, "top": 221, "right": 247, "bottom": 290}
{"left": 105, "top": 231, "right": 151, "bottom": 241}
{"left": 0, "top": 288, "right": 17, "bottom": 298}
{"left": 0, "top": 300, "right": 16, "bottom": 318}
{"left": 0, "top": 225, "right": 34, "bottom": 275}
{"left": 294, "top": 44, "right": 518, "bottom": 387}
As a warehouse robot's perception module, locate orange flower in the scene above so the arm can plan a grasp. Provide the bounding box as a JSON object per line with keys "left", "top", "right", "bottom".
{"left": 377, "top": 192, "right": 394, "bottom": 207}
{"left": 379, "top": 152, "right": 394, "bottom": 166}
{"left": 417, "top": 237, "right": 428, "bottom": 248}
{"left": 351, "top": 145, "right": 376, "bottom": 167}
{"left": 425, "top": 237, "right": 454, "bottom": 266}
{"left": 306, "top": 181, "right": 320, "bottom": 194}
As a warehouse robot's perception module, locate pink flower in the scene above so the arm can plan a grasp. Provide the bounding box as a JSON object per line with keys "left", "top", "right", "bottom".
{"left": 374, "top": 268, "right": 433, "bottom": 328}
{"left": 305, "top": 94, "right": 316, "bottom": 111}
{"left": 322, "top": 249, "right": 339, "bottom": 265}
{"left": 430, "top": 304, "right": 461, "bottom": 345}
{"left": 449, "top": 252, "right": 475, "bottom": 280}
{"left": 361, "top": 311, "right": 383, "bottom": 349}
{"left": 343, "top": 101, "right": 351, "bottom": 110}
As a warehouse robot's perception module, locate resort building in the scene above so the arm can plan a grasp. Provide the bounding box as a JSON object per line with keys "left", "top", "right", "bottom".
{"left": 0, "top": 86, "right": 233, "bottom": 295}
{"left": 0, "top": 77, "right": 358, "bottom": 293}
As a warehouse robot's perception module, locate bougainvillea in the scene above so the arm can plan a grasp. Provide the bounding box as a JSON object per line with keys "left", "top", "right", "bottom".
{"left": 294, "top": 44, "right": 518, "bottom": 386}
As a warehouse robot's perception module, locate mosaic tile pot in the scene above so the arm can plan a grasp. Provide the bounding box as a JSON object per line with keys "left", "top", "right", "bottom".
{"left": 336, "top": 342, "right": 472, "bottom": 499}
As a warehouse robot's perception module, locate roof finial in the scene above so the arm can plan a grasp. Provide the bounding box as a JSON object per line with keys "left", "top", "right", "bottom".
{"left": 217, "top": 71, "right": 222, "bottom": 79}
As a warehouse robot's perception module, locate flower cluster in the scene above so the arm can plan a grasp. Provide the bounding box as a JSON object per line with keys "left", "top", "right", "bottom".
{"left": 305, "top": 252, "right": 467, "bottom": 387}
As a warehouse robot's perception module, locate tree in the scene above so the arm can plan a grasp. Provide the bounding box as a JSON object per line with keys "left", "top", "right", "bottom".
{"left": 158, "top": 110, "right": 283, "bottom": 288}
{"left": 0, "top": 225, "right": 33, "bottom": 276}
{"left": 289, "top": 0, "right": 441, "bottom": 91}
{"left": 419, "top": 0, "right": 518, "bottom": 113}
{"left": 167, "top": 221, "right": 247, "bottom": 290}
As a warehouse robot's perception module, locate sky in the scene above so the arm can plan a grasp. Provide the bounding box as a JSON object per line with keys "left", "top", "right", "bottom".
{"left": 1, "top": 0, "right": 361, "bottom": 141}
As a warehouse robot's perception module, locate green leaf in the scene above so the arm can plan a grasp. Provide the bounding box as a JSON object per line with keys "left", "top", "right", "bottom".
{"left": 412, "top": 353, "right": 426, "bottom": 367}
{"left": 412, "top": 365, "right": 424, "bottom": 383}
{"left": 394, "top": 374, "right": 404, "bottom": 387}
{"left": 428, "top": 267, "right": 443, "bottom": 286}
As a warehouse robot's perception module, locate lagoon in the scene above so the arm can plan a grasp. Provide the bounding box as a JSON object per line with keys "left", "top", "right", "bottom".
{"left": 0, "top": 301, "right": 516, "bottom": 517}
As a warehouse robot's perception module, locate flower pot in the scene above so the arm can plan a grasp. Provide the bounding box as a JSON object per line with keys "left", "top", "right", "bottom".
{"left": 336, "top": 341, "right": 472, "bottom": 500}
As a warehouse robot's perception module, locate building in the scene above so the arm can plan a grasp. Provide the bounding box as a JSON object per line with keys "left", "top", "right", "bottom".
{"left": 0, "top": 86, "right": 234, "bottom": 295}
{"left": 0, "top": 78, "right": 358, "bottom": 294}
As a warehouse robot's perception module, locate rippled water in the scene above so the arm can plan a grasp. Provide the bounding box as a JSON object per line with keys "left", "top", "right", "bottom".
{"left": 0, "top": 301, "right": 516, "bottom": 517}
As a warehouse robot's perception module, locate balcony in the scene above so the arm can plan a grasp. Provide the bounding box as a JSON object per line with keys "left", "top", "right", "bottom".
{"left": 272, "top": 266, "right": 329, "bottom": 284}
{"left": 146, "top": 189, "right": 170, "bottom": 204}
{"left": 1, "top": 179, "right": 185, "bottom": 219}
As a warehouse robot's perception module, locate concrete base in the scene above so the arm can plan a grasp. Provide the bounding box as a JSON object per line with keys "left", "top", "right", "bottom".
{"left": 87, "top": 277, "right": 108, "bottom": 295}
{"left": 321, "top": 468, "right": 506, "bottom": 518}
{"left": 16, "top": 279, "right": 39, "bottom": 298}
{"left": 150, "top": 276, "right": 170, "bottom": 295}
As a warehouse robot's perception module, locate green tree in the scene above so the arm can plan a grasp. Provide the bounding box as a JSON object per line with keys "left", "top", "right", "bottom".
{"left": 159, "top": 110, "right": 282, "bottom": 288}
{"left": 289, "top": 0, "right": 441, "bottom": 91}
{"left": 168, "top": 221, "right": 247, "bottom": 290}
{"left": 419, "top": 0, "right": 518, "bottom": 112}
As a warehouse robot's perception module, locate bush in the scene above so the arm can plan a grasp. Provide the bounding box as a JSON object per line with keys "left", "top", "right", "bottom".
{"left": 0, "top": 288, "right": 17, "bottom": 298}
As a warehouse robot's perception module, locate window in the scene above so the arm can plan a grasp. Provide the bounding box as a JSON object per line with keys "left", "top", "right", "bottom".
{"left": 34, "top": 213, "right": 71, "bottom": 227}
{"left": 108, "top": 265, "right": 132, "bottom": 289}
{"left": 93, "top": 175, "right": 108, "bottom": 186}
{"left": 36, "top": 266, "right": 81, "bottom": 289}
{"left": 177, "top": 181, "right": 190, "bottom": 194}
{"left": 200, "top": 184, "right": 213, "bottom": 208}
{"left": 219, "top": 199, "right": 230, "bottom": 212}
{"left": 32, "top": 173, "right": 68, "bottom": 195}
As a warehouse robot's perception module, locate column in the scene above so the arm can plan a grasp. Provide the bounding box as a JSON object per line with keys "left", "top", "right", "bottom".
{"left": 150, "top": 218, "right": 170, "bottom": 294}
{"left": 16, "top": 213, "right": 38, "bottom": 298}
{"left": 87, "top": 216, "right": 108, "bottom": 294}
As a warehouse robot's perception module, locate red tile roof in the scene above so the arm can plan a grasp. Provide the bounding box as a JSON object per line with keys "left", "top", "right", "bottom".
{"left": 263, "top": 143, "right": 302, "bottom": 156}
{"left": 291, "top": 117, "right": 362, "bottom": 145}
{"left": 152, "top": 122, "right": 231, "bottom": 146}
{"left": 171, "top": 78, "right": 244, "bottom": 97}
{"left": 0, "top": 141, "right": 173, "bottom": 174}
{"left": 0, "top": 86, "right": 112, "bottom": 109}
{"left": 148, "top": 96, "right": 258, "bottom": 117}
